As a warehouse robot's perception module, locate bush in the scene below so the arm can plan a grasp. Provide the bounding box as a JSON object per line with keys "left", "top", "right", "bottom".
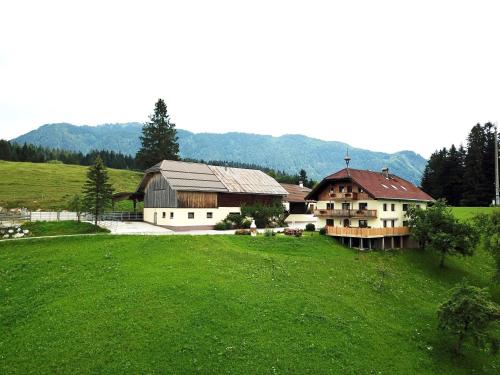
{"left": 214, "top": 221, "right": 230, "bottom": 230}
{"left": 235, "top": 229, "right": 251, "bottom": 235}
{"left": 226, "top": 213, "right": 245, "bottom": 228}
{"left": 264, "top": 228, "right": 276, "bottom": 237}
{"left": 241, "top": 219, "right": 252, "bottom": 229}
{"left": 319, "top": 227, "right": 327, "bottom": 235}
{"left": 284, "top": 228, "right": 303, "bottom": 237}
{"left": 305, "top": 223, "right": 315, "bottom": 232}
{"left": 241, "top": 201, "right": 286, "bottom": 228}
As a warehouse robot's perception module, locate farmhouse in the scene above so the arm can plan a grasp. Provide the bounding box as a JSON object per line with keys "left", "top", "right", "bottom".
{"left": 134, "top": 160, "right": 288, "bottom": 230}
{"left": 280, "top": 182, "right": 317, "bottom": 229}
{"left": 306, "top": 166, "right": 433, "bottom": 249}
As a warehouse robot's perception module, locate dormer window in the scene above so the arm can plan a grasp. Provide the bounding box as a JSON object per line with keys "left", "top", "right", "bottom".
{"left": 391, "top": 185, "right": 398, "bottom": 190}
{"left": 381, "top": 184, "right": 389, "bottom": 189}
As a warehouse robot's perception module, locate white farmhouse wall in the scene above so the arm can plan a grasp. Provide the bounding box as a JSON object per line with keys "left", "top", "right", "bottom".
{"left": 144, "top": 207, "right": 241, "bottom": 227}
{"left": 315, "top": 200, "right": 427, "bottom": 229}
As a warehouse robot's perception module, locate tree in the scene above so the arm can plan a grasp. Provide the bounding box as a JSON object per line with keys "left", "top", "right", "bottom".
{"left": 407, "top": 200, "right": 479, "bottom": 268}
{"left": 68, "top": 194, "right": 83, "bottom": 222}
{"left": 136, "top": 98, "right": 179, "bottom": 170}
{"left": 438, "top": 280, "right": 500, "bottom": 354}
{"left": 82, "top": 156, "right": 114, "bottom": 227}
{"left": 474, "top": 210, "right": 500, "bottom": 282}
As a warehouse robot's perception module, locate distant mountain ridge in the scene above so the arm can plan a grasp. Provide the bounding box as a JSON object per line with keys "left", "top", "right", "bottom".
{"left": 12, "top": 123, "right": 427, "bottom": 184}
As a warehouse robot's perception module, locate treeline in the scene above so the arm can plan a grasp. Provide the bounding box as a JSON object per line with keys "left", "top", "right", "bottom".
{"left": 421, "top": 123, "right": 499, "bottom": 206}
{"left": 0, "top": 140, "right": 316, "bottom": 187}
{"left": 0, "top": 140, "right": 138, "bottom": 170}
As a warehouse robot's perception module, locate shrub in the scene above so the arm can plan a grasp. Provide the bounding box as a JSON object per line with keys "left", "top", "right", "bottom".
{"left": 241, "top": 201, "right": 286, "bottom": 228}
{"left": 305, "top": 223, "right": 315, "bottom": 232}
{"left": 214, "top": 221, "right": 230, "bottom": 230}
{"left": 319, "top": 227, "right": 327, "bottom": 235}
{"left": 284, "top": 228, "right": 303, "bottom": 237}
{"left": 241, "top": 219, "right": 252, "bottom": 229}
{"left": 226, "top": 213, "right": 245, "bottom": 228}
{"left": 264, "top": 228, "right": 276, "bottom": 237}
{"left": 235, "top": 229, "right": 251, "bottom": 235}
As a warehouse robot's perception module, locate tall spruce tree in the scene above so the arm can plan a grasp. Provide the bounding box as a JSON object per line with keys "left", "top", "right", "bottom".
{"left": 83, "top": 156, "right": 114, "bottom": 227}
{"left": 136, "top": 98, "right": 179, "bottom": 170}
{"left": 443, "top": 144, "right": 465, "bottom": 206}
{"left": 462, "top": 124, "right": 490, "bottom": 205}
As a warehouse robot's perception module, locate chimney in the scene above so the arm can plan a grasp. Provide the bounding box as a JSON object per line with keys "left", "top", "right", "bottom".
{"left": 381, "top": 167, "right": 389, "bottom": 178}
{"left": 299, "top": 180, "right": 304, "bottom": 188}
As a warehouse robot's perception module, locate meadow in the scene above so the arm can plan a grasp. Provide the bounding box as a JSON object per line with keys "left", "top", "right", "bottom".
{"left": 1, "top": 230, "right": 498, "bottom": 374}
{"left": 0, "top": 160, "right": 142, "bottom": 211}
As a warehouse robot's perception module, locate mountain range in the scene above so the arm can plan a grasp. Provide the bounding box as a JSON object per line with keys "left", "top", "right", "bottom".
{"left": 12, "top": 123, "right": 427, "bottom": 184}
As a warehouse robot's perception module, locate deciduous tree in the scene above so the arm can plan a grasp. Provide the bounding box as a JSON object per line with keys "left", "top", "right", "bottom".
{"left": 438, "top": 280, "right": 500, "bottom": 354}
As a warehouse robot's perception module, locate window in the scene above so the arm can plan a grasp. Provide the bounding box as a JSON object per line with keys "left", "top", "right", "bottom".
{"left": 391, "top": 203, "right": 395, "bottom": 211}
{"left": 416, "top": 204, "right": 421, "bottom": 209}
{"left": 162, "top": 212, "right": 166, "bottom": 218}
{"left": 342, "top": 203, "right": 350, "bottom": 210}
{"left": 383, "top": 203, "right": 387, "bottom": 211}
{"left": 400, "top": 185, "right": 408, "bottom": 191}
{"left": 359, "top": 220, "right": 368, "bottom": 228}
{"left": 347, "top": 185, "right": 353, "bottom": 193}
{"left": 391, "top": 220, "right": 395, "bottom": 227}
{"left": 170, "top": 212, "right": 174, "bottom": 219}
{"left": 402, "top": 204, "right": 409, "bottom": 211}
{"left": 326, "top": 219, "right": 334, "bottom": 226}
{"left": 383, "top": 220, "right": 387, "bottom": 228}
{"left": 403, "top": 220, "right": 409, "bottom": 227}
{"left": 359, "top": 187, "right": 364, "bottom": 193}
{"left": 359, "top": 203, "right": 367, "bottom": 210}
{"left": 381, "top": 184, "right": 389, "bottom": 189}
{"left": 188, "top": 212, "right": 194, "bottom": 219}
{"left": 339, "top": 185, "right": 345, "bottom": 193}
{"left": 206, "top": 212, "right": 213, "bottom": 219}
{"left": 391, "top": 184, "right": 398, "bottom": 190}
{"left": 326, "top": 203, "right": 334, "bottom": 210}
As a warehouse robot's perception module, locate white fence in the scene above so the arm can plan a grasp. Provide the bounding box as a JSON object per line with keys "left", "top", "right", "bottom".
{"left": 30, "top": 211, "right": 79, "bottom": 221}
{"left": 0, "top": 211, "right": 143, "bottom": 224}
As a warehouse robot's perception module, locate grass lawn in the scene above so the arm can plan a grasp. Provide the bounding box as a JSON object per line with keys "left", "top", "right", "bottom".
{"left": 1, "top": 234, "right": 498, "bottom": 374}
{"left": 451, "top": 206, "right": 499, "bottom": 221}
{"left": 20, "top": 220, "right": 109, "bottom": 237}
{"left": 0, "top": 160, "right": 142, "bottom": 211}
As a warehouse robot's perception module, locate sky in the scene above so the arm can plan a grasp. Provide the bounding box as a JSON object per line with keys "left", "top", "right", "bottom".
{"left": 0, "top": 0, "right": 499, "bottom": 158}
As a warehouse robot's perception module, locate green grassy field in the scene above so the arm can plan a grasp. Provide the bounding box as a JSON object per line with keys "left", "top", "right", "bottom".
{"left": 451, "top": 206, "right": 498, "bottom": 221}
{"left": 1, "top": 234, "right": 498, "bottom": 374}
{"left": 0, "top": 160, "right": 142, "bottom": 211}
{"left": 20, "top": 220, "right": 109, "bottom": 237}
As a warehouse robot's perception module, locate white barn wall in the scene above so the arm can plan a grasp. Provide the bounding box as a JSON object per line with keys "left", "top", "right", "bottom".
{"left": 144, "top": 207, "right": 241, "bottom": 227}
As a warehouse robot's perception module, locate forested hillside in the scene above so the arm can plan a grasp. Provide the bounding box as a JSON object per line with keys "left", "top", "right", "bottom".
{"left": 12, "top": 123, "right": 427, "bottom": 184}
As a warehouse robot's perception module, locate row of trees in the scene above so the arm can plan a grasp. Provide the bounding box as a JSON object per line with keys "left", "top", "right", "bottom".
{"left": 421, "top": 123, "right": 499, "bottom": 206}
{"left": 0, "top": 140, "right": 138, "bottom": 170}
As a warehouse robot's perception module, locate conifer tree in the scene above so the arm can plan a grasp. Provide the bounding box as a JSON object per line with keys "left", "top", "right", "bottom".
{"left": 136, "top": 98, "right": 179, "bottom": 170}
{"left": 82, "top": 156, "right": 114, "bottom": 227}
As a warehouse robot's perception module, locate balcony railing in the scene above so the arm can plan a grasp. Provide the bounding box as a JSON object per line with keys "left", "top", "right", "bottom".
{"left": 314, "top": 209, "right": 378, "bottom": 218}
{"left": 324, "top": 192, "right": 371, "bottom": 200}
{"left": 326, "top": 226, "right": 410, "bottom": 238}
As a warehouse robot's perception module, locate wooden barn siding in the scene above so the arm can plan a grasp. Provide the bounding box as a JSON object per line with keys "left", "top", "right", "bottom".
{"left": 218, "top": 193, "right": 280, "bottom": 207}
{"left": 177, "top": 192, "right": 218, "bottom": 208}
{"left": 144, "top": 173, "right": 178, "bottom": 208}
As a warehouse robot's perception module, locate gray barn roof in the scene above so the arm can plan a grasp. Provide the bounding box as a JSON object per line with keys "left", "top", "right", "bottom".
{"left": 137, "top": 160, "right": 288, "bottom": 196}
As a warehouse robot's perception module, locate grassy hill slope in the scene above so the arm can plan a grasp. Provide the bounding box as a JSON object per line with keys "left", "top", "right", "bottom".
{"left": 1, "top": 234, "right": 498, "bottom": 374}
{"left": 0, "top": 160, "right": 142, "bottom": 210}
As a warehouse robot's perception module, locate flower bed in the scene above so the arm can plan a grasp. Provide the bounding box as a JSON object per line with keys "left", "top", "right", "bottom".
{"left": 0, "top": 224, "right": 30, "bottom": 239}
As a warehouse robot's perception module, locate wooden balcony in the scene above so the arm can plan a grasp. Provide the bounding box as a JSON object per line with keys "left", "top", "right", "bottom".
{"left": 314, "top": 209, "right": 377, "bottom": 218}
{"left": 326, "top": 226, "right": 410, "bottom": 238}
{"left": 323, "top": 192, "right": 371, "bottom": 201}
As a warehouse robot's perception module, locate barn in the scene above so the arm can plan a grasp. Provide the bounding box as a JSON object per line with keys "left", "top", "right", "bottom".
{"left": 134, "top": 160, "right": 288, "bottom": 230}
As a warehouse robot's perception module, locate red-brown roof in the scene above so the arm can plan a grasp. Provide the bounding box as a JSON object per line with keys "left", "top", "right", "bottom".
{"left": 306, "top": 168, "right": 433, "bottom": 202}
{"left": 280, "top": 183, "right": 312, "bottom": 203}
